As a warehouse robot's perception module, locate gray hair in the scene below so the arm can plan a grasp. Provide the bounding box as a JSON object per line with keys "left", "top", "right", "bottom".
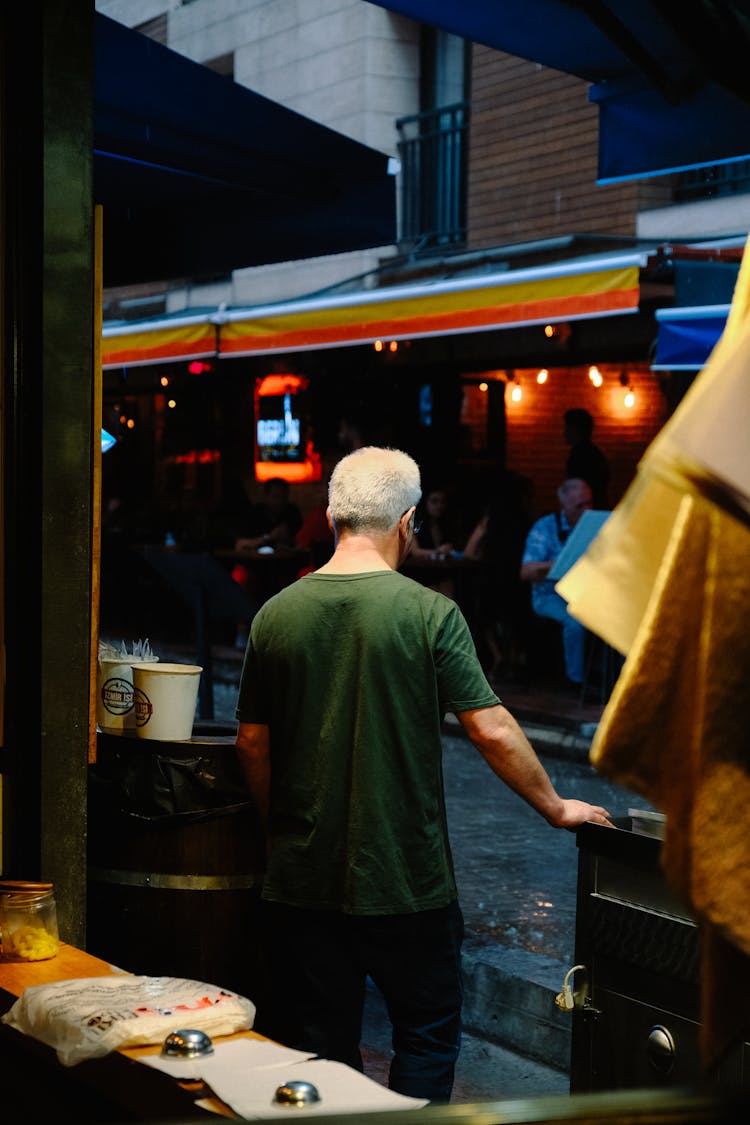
{"left": 328, "top": 446, "right": 422, "bottom": 533}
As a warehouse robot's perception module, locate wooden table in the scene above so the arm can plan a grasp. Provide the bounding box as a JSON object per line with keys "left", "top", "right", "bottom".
{"left": 212, "top": 545, "right": 310, "bottom": 596}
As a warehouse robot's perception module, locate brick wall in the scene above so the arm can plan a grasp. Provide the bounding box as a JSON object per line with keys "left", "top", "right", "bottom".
{"left": 467, "top": 46, "right": 641, "bottom": 247}
{"left": 463, "top": 363, "right": 669, "bottom": 518}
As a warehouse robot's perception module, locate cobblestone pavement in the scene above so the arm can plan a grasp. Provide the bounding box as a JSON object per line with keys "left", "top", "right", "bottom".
{"left": 442, "top": 729, "right": 646, "bottom": 965}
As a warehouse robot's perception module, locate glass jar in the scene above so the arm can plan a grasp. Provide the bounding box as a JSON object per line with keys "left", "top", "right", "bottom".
{"left": 0, "top": 881, "right": 59, "bottom": 962}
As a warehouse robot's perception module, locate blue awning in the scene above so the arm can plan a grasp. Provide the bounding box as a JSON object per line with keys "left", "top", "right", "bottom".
{"left": 365, "top": 1, "right": 750, "bottom": 182}
{"left": 95, "top": 14, "right": 396, "bottom": 286}
{"left": 652, "top": 305, "right": 730, "bottom": 371}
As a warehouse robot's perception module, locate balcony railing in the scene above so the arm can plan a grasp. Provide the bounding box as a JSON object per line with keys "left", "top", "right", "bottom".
{"left": 674, "top": 158, "right": 750, "bottom": 201}
{"left": 396, "top": 101, "right": 469, "bottom": 249}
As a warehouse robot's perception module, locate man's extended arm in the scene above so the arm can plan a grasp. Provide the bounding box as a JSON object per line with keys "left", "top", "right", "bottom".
{"left": 458, "top": 704, "right": 612, "bottom": 829}
{"left": 236, "top": 721, "right": 271, "bottom": 847}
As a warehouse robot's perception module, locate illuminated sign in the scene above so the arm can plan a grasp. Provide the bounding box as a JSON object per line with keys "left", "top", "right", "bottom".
{"left": 254, "top": 374, "right": 321, "bottom": 483}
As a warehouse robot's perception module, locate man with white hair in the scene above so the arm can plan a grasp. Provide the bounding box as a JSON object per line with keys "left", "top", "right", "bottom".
{"left": 235, "top": 449, "right": 610, "bottom": 1103}
{"left": 520, "top": 477, "right": 593, "bottom": 685}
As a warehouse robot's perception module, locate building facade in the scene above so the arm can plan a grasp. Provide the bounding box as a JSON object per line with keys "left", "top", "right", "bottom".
{"left": 96, "top": 0, "right": 747, "bottom": 527}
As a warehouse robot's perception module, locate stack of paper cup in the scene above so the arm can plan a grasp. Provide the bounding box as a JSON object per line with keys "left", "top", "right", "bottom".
{"left": 96, "top": 659, "right": 137, "bottom": 735}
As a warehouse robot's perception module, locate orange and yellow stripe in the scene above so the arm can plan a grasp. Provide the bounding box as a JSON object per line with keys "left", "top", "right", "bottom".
{"left": 102, "top": 321, "right": 216, "bottom": 369}
{"left": 101, "top": 260, "right": 642, "bottom": 368}
{"left": 221, "top": 264, "right": 640, "bottom": 357}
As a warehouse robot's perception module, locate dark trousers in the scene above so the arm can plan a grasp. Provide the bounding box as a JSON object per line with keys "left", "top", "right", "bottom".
{"left": 255, "top": 899, "right": 465, "bottom": 1103}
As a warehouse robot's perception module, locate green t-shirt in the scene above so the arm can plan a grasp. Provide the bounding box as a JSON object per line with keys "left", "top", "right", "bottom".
{"left": 236, "top": 569, "right": 499, "bottom": 914}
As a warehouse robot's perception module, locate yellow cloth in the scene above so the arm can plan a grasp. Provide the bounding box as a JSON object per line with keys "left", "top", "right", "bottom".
{"left": 556, "top": 235, "right": 750, "bottom": 1071}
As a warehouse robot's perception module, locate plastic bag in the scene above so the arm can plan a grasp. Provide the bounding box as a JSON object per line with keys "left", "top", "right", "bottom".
{"left": 1, "top": 974, "right": 256, "bottom": 1066}
{"left": 89, "top": 739, "right": 251, "bottom": 823}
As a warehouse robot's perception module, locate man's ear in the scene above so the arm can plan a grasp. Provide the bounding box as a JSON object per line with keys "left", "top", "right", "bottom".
{"left": 398, "top": 506, "right": 416, "bottom": 540}
{"left": 326, "top": 506, "right": 337, "bottom": 538}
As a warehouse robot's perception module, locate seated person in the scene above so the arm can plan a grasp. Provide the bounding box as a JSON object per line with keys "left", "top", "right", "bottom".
{"left": 234, "top": 477, "right": 303, "bottom": 551}
{"left": 410, "top": 487, "right": 460, "bottom": 560}
{"left": 232, "top": 478, "right": 303, "bottom": 647}
{"left": 408, "top": 486, "right": 462, "bottom": 598}
{"left": 295, "top": 489, "right": 335, "bottom": 578}
{"left": 520, "top": 478, "right": 592, "bottom": 686}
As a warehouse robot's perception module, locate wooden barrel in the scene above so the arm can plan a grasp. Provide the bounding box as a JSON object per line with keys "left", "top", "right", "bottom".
{"left": 87, "top": 732, "right": 267, "bottom": 1008}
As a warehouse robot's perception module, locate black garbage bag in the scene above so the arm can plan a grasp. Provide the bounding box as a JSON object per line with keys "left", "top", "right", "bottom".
{"left": 90, "top": 734, "right": 252, "bottom": 825}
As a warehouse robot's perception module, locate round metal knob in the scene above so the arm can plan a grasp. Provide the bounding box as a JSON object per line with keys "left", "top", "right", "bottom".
{"left": 274, "top": 1080, "right": 321, "bottom": 1106}
{"left": 646, "top": 1024, "right": 675, "bottom": 1074}
{"left": 161, "top": 1028, "right": 214, "bottom": 1058}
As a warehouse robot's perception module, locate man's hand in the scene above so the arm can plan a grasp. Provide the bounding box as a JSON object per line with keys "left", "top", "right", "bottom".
{"left": 520, "top": 559, "right": 553, "bottom": 582}
{"left": 549, "top": 799, "right": 614, "bottom": 830}
{"left": 459, "top": 705, "right": 615, "bottom": 830}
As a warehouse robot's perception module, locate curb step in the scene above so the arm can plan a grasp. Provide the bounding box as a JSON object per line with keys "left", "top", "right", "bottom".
{"left": 461, "top": 937, "right": 572, "bottom": 1073}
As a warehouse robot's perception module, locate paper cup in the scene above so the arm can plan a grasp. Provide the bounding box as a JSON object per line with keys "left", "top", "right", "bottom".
{"left": 131, "top": 662, "right": 202, "bottom": 741}
{"left": 97, "top": 659, "right": 137, "bottom": 735}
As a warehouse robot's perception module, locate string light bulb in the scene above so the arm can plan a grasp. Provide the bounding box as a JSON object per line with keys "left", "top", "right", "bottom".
{"left": 588, "top": 365, "right": 603, "bottom": 388}
{"left": 510, "top": 380, "right": 522, "bottom": 403}
{"left": 479, "top": 381, "right": 488, "bottom": 392}
{"left": 536, "top": 368, "right": 548, "bottom": 385}
{"left": 374, "top": 339, "right": 383, "bottom": 352}
{"left": 620, "top": 370, "right": 635, "bottom": 407}
{"left": 389, "top": 340, "right": 398, "bottom": 352}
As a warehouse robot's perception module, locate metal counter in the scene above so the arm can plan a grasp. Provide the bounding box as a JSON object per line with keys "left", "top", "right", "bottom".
{"left": 570, "top": 817, "right": 749, "bottom": 1093}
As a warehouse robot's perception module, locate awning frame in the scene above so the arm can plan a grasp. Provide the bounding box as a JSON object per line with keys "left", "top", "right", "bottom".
{"left": 102, "top": 250, "right": 649, "bottom": 368}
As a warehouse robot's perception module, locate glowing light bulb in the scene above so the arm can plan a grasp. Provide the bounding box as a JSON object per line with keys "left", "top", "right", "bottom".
{"left": 479, "top": 381, "right": 488, "bottom": 392}
{"left": 126, "top": 418, "right": 135, "bottom": 429}
{"left": 389, "top": 340, "right": 398, "bottom": 352}
{"left": 160, "top": 376, "right": 169, "bottom": 387}
{"left": 374, "top": 339, "right": 383, "bottom": 352}
{"left": 510, "top": 383, "right": 522, "bottom": 403}
{"left": 536, "top": 368, "right": 548, "bottom": 384}
{"left": 588, "top": 365, "right": 603, "bottom": 387}
{"left": 624, "top": 389, "right": 635, "bottom": 409}
{"left": 168, "top": 399, "right": 177, "bottom": 409}
{"left": 544, "top": 324, "right": 555, "bottom": 338}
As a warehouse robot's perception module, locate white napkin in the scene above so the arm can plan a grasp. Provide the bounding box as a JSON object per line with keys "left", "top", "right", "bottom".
{"left": 139, "top": 1041, "right": 428, "bottom": 1116}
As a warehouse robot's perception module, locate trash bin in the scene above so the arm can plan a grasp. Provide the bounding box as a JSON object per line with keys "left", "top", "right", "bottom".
{"left": 87, "top": 732, "right": 266, "bottom": 1007}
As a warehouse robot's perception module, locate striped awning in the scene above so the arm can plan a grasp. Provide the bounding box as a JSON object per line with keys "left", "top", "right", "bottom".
{"left": 102, "top": 312, "right": 217, "bottom": 369}
{"left": 219, "top": 253, "right": 644, "bottom": 358}
{"left": 101, "top": 251, "right": 647, "bottom": 367}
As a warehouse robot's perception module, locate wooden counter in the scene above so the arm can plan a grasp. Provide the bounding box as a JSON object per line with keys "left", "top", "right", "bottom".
{"left": 0, "top": 942, "right": 262, "bottom": 1120}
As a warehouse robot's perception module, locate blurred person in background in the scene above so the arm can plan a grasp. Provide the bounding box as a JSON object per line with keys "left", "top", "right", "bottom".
{"left": 520, "top": 478, "right": 592, "bottom": 686}
{"left": 463, "top": 469, "right": 532, "bottom": 684}
{"left": 564, "top": 408, "right": 610, "bottom": 509}
{"left": 408, "top": 485, "right": 463, "bottom": 598}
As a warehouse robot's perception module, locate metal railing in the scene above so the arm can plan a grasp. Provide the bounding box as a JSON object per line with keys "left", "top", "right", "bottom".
{"left": 396, "top": 101, "right": 469, "bottom": 248}
{"left": 674, "top": 158, "right": 750, "bottom": 201}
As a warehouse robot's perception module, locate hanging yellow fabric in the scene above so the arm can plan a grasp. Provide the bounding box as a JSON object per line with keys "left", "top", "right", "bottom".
{"left": 557, "top": 235, "right": 750, "bottom": 1071}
